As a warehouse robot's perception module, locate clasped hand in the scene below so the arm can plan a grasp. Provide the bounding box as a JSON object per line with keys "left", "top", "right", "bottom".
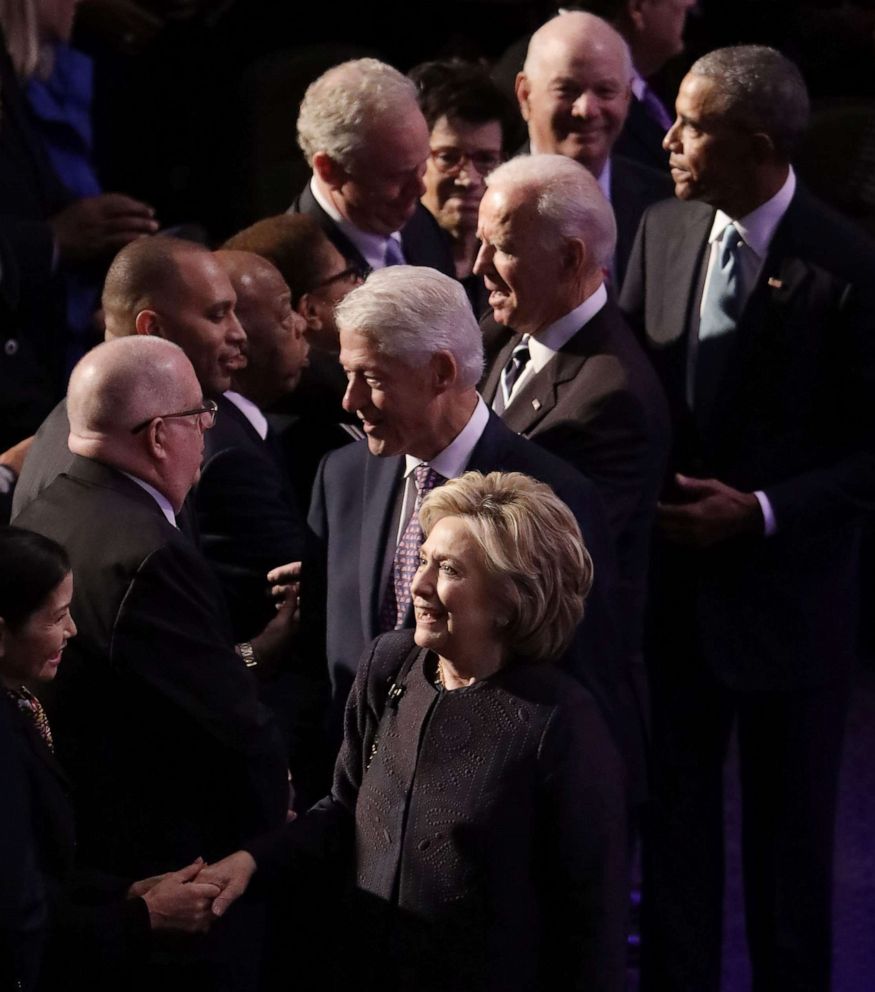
{"left": 657, "top": 474, "right": 763, "bottom": 548}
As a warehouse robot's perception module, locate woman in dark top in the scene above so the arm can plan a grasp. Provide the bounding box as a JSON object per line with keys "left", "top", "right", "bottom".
{"left": 204, "top": 471, "right": 628, "bottom": 992}
{"left": 0, "top": 526, "right": 219, "bottom": 991}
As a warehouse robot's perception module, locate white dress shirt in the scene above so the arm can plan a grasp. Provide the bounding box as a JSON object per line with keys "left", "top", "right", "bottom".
{"left": 309, "top": 176, "right": 405, "bottom": 271}
{"left": 121, "top": 472, "right": 177, "bottom": 528}
{"left": 224, "top": 390, "right": 268, "bottom": 440}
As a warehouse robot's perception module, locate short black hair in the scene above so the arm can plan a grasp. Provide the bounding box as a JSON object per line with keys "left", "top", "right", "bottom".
{"left": 0, "top": 527, "right": 71, "bottom": 631}
{"left": 409, "top": 59, "right": 517, "bottom": 151}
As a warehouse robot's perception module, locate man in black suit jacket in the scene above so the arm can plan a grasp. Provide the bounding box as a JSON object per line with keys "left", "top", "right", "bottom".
{"left": 288, "top": 58, "right": 453, "bottom": 279}
{"left": 203, "top": 251, "right": 309, "bottom": 640}
{"left": 15, "top": 337, "right": 292, "bottom": 989}
{"left": 514, "top": 10, "right": 671, "bottom": 287}
{"left": 619, "top": 46, "right": 875, "bottom": 991}
{"left": 307, "top": 265, "right": 627, "bottom": 769}
{"left": 476, "top": 153, "right": 669, "bottom": 800}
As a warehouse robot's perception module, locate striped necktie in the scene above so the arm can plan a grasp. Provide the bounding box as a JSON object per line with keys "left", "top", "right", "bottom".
{"left": 494, "top": 338, "right": 531, "bottom": 415}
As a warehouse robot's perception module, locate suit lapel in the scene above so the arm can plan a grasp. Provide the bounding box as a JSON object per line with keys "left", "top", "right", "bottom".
{"left": 481, "top": 330, "right": 518, "bottom": 406}
{"left": 360, "top": 454, "right": 404, "bottom": 642}
{"left": 295, "top": 185, "right": 371, "bottom": 275}
{"left": 502, "top": 344, "right": 586, "bottom": 434}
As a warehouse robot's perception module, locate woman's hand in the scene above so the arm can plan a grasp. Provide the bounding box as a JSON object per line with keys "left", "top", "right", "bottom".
{"left": 195, "top": 851, "right": 257, "bottom": 918}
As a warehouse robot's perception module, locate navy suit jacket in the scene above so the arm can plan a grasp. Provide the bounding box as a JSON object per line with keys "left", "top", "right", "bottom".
{"left": 289, "top": 182, "right": 455, "bottom": 277}
{"left": 610, "top": 154, "right": 673, "bottom": 290}
{"left": 620, "top": 187, "right": 875, "bottom": 690}
{"left": 306, "top": 410, "right": 626, "bottom": 754}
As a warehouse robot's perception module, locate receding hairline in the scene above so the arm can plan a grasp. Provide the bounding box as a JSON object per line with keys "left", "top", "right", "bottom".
{"left": 524, "top": 11, "right": 632, "bottom": 80}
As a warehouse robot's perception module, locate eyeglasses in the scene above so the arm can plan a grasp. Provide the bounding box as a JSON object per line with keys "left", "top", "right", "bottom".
{"left": 312, "top": 265, "right": 366, "bottom": 293}
{"left": 429, "top": 147, "right": 503, "bottom": 177}
{"left": 130, "top": 399, "right": 218, "bottom": 434}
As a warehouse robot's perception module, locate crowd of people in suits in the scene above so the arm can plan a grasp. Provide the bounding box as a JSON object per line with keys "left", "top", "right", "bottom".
{"left": 2, "top": 1, "right": 875, "bottom": 990}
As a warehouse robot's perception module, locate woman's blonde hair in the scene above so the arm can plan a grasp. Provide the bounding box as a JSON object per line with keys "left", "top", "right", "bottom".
{"left": 419, "top": 471, "right": 593, "bottom": 664}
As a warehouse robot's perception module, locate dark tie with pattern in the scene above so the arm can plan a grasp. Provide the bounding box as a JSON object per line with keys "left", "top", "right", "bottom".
{"left": 5, "top": 685, "right": 54, "bottom": 751}
{"left": 693, "top": 223, "right": 745, "bottom": 429}
{"left": 379, "top": 464, "right": 443, "bottom": 631}
{"left": 494, "top": 338, "right": 531, "bottom": 415}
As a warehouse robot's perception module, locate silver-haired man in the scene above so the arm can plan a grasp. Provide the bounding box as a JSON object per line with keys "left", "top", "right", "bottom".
{"left": 289, "top": 58, "right": 454, "bottom": 278}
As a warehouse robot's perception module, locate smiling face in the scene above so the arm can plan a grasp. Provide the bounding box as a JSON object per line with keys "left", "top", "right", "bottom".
{"left": 664, "top": 72, "right": 758, "bottom": 215}
{"left": 517, "top": 30, "right": 631, "bottom": 176}
{"left": 422, "top": 116, "right": 504, "bottom": 239}
{"left": 339, "top": 326, "right": 443, "bottom": 459}
{"left": 0, "top": 572, "right": 76, "bottom": 689}
{"left": 474, "top": 184, "right": 570, "bottom": 335}
{"left": 411, "top": 515, "right": 505, "bottom": 672}
{"left": 332, "top": 109, "right": 431, "bottom": 236}
{"left": 157, "top": 252, "right": 247, "bottom": 397}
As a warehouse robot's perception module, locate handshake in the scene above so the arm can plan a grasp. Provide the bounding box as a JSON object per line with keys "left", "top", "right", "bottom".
{"left": 128, "top": 851, "right": 257, "bottom": 934}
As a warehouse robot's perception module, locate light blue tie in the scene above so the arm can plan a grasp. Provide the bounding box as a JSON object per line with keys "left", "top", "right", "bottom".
{"left": 693, "top": 224, "right": 744, "bottom": 428}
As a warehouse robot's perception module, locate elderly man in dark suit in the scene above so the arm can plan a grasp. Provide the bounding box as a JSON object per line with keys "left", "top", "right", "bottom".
{"left": 514, "top": 10, "right": 671, "bottom": 287}
{"left": 11, "top": 237, "right": 247, "bottom": 518}
{"left": 620, "top": 45, "right": 875, "bottom": 992}
{"left": 476, "top": 153, "right": 669, "bottom": 799}
{"left": 288, "top": 58, "right": 454, "bottom": 279}
{"left": 307, "top": 265, "right": 627, "bottom": 769}
{"left": 15, "top": 336, "right": 293, "bottom": 989}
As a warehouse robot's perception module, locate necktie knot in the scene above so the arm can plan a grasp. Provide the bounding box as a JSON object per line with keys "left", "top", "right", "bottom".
{"left": 384, "top": 237, "right": 405, "bottom": 267}
{"left": 413, "top": 464, "right": 441, "bottom": 498}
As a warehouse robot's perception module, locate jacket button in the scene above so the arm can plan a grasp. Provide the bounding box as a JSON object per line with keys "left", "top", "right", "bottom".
{"left": 4, "top": 339, "right": 18, "bottom": 356}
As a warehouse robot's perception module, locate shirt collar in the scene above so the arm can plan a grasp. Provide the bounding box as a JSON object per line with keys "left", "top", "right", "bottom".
{"left": 310, "top": 175, "right": 401, "bottom": 271}
{"left": 403, "top": 395, "right": 490, "bottom": 481}
{"left": 527, "top": 283, "right": 608, "bottom": 373}
{"left": 223, "top": 390, "right": 268, "bottom": 441}
{"left": 120, "top": 471, "right": 177, "bottom": 528}
{"left": 630, "top": 67, "right": 647, "bottom": 101}
{"left": 708, "top": 167, "right": 796, "bottom": 258}
{"left": 596, "top": 157, "right": 612, "bottom": 203}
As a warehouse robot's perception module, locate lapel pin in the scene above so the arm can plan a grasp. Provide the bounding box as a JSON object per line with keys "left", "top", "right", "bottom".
{"left": 767, "top": 277, "right": 783, "bottom": 289}
{"left": 531, "top": 398, "right": 542, "bottom": 411}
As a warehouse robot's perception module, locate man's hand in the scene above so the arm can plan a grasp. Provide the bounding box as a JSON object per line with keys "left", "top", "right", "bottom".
{"left": 196, "top": 851, "right": 257, "bottom": 918}
{"left": 136, "top": 858, "right": 222, "bottom": 933}
{"left": 657, "top": 474, "right": 763, "bottom": 548}
{"left": 267, "top": 561, "right": 301, "bottom": 611}
{"left": 50, "top": 194, "right": 159, "bottom": 266}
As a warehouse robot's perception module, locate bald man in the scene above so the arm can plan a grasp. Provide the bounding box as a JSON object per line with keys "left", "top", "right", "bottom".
{"left": 516, "top": 11, "right": 671, "bottom": 285}
{"left": 15, "top": 336, "right": 290, "bottom": 989}
{"left": 12, "top": 237, "right": 246, "bottom": 516}
{"left": 197, "top": 250, "right": 309, "bottom": 640}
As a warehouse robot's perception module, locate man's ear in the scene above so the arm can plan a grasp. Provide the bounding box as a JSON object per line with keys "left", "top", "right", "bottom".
{"left": 313, "top": 151, "right": 349, "bottom": 191}
{"left": 296, "top": 293, "right": 322, "bottom": 332}
{"left": 431, "top": 350, "right": 459, "bottom": 392}
{"left": 515, "top": 72, "right": 532, "bottom": 122}
{"left": 134, "top": 309, "right": 163, "bottom": 337}
{"left": 749, "top": 131, "right": 776, "bottom": 164}
{"left": 562, "top": 236, "right": 588, "bottom": 276}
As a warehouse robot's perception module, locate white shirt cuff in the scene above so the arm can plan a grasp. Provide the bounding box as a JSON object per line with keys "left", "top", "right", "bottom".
{"left": 754, "top": 490, "right": 776, "bottom": 536}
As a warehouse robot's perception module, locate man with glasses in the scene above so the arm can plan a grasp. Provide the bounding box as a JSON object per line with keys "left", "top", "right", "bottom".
{"left": 289, "top": 58, "right": 454, "bottom": 279}
{"left": 15, "top": 336, "right": 291, "bottom": 990}
{"left": 13, "top": 237, "right": 247, "bottom": 515}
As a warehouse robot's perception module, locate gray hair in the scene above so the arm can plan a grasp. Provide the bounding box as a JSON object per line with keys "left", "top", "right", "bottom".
{"left": 486, "top": 154, "right": 617, "bottom": 269}
{"left": 689, "top": 46, "right": 810, "bottom": 158}
{"left": 335, "top": 266, "right": 484, "bottom": 388}
{"left": 523, "top": 10, "right": 633, "bottom": 86}
{"left": 297, "top": 58, "right": 420, "bottom": 169}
